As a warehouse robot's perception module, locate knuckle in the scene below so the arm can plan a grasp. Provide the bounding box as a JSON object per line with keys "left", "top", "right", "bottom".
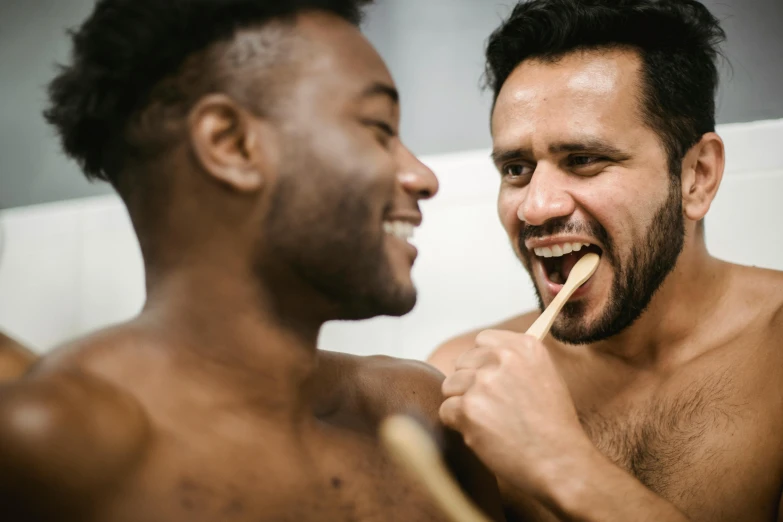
{"left": 474, "top": 330, "right": 493, "bottom": 346}
{"left": 497, "top": 345, "right": 517, "bottom": 364}
{"left": 474, "top": 369, "right": 495, "bottom": 390}
{"left": 461, "top": 394, "right": 482, "bottom": 420}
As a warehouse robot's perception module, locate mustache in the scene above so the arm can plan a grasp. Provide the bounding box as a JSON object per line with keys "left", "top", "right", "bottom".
{"left": 518, "top": 218, "right": 614, "bottom": 260}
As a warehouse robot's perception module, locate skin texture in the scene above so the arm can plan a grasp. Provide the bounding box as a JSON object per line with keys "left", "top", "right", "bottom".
{"left": 0, "top": 332, "right": 37, "bottom": 383}
{"left": 0, "top": 12, "right": 504, "bottom": 522}
{"left": 428, "top": 49, "right": 783, "bottom": 522}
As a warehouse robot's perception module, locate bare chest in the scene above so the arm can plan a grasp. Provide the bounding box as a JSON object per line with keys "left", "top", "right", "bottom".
{"left": 98, "top": 424, "right": 444, "bottom": 522}
{"left": 577, "top": 382, "right": 741, "bottom": 500}
{"left": 505, "top": 368, "right": 781, "bottom": 522}
{"left": 572, "top": 366, "right": 781, "bottom": 520}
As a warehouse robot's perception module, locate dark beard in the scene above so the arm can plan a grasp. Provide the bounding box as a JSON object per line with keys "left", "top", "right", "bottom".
{"left": 264, "top": 172, "right": 416, "bottom": 322}
{"left": 524, "top": 181, "right": 685, "bottom": 344}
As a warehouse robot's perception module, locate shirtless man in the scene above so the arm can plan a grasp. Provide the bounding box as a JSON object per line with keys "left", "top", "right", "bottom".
{"left": 429, "top": 1, "right": 783, "bottom": 521}
{"left": 0, "top": 1, "right": 504, "bottom": 520}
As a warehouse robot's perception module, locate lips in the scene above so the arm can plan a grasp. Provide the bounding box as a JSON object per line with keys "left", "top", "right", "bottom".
{"left": 524, "top": 237, "right": 603, "bottom": 300}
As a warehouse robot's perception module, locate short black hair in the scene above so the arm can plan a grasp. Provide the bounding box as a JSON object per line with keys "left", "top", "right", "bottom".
{"left": 485, "top": 0, "right": 726, "bottom": 175}
{"left": 44, "top": 0, "right": 372, "bottom": 183}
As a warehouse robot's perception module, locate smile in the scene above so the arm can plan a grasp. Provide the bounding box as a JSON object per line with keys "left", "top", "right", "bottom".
{"left": 528, "top": 239, "right": 603, "bottom": 285}
{"left": 383, "top": 220, "right": 415, "bottom": 241}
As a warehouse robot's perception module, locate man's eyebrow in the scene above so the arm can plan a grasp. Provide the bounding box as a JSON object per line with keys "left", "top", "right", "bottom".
{"left": 490, "top": 147, "right": 534, "bottom": 164}
{"left": 491, "top": 140, "right": 629, "bottom": 164}
{"left": 360, "top": 82, "right": 399, "bottom": 104}
{"left": 548, "top": 139, "right": 628, "bottom": 157}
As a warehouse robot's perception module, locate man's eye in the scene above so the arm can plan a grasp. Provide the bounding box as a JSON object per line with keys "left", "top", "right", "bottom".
{"left": 569, "top": 155, "right": 604, "bottom": 167}
{"left": 374, "top": 122, "right": 396, "bottom": 137}
{"left": 502, "top": 164, "right": 532, "bottom": 178}
{"left": 363, "top": 119, "right": 396, "bottom": 138}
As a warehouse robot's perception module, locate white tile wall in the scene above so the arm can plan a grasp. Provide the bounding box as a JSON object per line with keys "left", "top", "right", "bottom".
{"left": 78, "top": 197, "right": 145, "bottom": 333}
{"left": 706, "top": 170, "right": 783, "bottom": 270}
{"left": 0, "top": 200, "right": 84, "bottom": 349}
{"left": 1, "top": 119, "right": 782, "bottom": 360}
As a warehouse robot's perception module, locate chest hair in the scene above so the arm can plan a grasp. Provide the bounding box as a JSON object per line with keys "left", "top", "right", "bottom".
{"left": 578, "top": 368, "right": 746, "bottom": 502}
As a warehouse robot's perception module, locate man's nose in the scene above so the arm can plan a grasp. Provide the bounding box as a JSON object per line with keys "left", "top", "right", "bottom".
{"left": 517, "top": 166, "right": 576, "bottom": 226}
{"left": 396, "top": 144, "right": 439, "bottom": 200}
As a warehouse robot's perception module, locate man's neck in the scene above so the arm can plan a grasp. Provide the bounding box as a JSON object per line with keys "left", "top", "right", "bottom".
{"left": 589, "top": 242, "right": 733, "bottom": 369}
{"left": 140, "top": 263, "right": 326, "bottom": 416}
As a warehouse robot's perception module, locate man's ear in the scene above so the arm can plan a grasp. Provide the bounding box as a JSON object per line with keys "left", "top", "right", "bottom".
{"left": 680, "top": 132, "right": 725, "bottom": 222}
{"left": 188, "top": 94, "right": 271, "bottom": 192}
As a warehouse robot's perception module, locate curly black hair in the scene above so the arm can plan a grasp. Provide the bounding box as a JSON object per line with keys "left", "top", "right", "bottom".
{"left": 44, "top": 0, "right": 373, "bottom": 184}
{"left": 485, "top": 0, "right": 727, "bottom": 175}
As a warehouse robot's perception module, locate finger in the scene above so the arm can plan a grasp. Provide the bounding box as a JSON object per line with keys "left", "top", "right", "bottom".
{"left": 454, "top": 346, "right": 496, "bottom": 371}
{"left": 441, "top": 369, "right": 476, "bottom": 398}
{"left": 474, "top": 329, "right": 505, "bottom": 348}
{"left": 439, "top": 396, "right": 465, "bottom": 430}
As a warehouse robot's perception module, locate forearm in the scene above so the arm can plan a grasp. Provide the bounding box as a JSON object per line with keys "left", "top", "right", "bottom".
{"left": 514, "top": 449, "right": 691, "bottom": 522}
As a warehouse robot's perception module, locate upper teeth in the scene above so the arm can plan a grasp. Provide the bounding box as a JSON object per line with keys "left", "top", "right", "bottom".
{"left": 534, "top": 242, "right": 589, "bottom": 258}
{"left": 383, "top": 220, "right": 415, "bottom": 240}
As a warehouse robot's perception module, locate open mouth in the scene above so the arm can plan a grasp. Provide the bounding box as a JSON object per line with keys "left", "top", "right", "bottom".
{"left": 534, "top": 242, "right": 602, "bottom": 285}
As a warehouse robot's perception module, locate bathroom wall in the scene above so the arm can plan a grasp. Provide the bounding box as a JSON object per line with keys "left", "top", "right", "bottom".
{"left": 1, "top": 118, "right": 781, "bottom": 361}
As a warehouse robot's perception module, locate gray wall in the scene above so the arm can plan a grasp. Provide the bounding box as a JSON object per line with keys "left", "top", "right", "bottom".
{"left": 0, "top": 0, "right": 107, "bottom": 210}
{"left": 1, "top": 0, "right": 781, "bottom": 209}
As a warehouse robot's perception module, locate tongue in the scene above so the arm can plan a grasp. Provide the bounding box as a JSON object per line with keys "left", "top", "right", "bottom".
{"left": 560, "top": 252, "right": 583, "bottom": 281}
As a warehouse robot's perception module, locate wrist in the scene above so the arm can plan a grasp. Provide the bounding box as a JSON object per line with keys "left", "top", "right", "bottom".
{"left": 533, "top": 441, "right": 607, "bottom": 519}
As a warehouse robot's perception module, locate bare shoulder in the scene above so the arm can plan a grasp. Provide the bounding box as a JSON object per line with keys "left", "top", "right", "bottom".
{"left": 730, "top": 264, "right": 783, "bottom": 332}
{"left": 318, "top": 351, "right": 506, "bottom": 520}
{"left": 0, "top": 331, "right": 38, "bottom": 382}
{"left": 0, "top": 329, "right": 152, "bottom": 515}
{"left": 321, "top": 350, "right": 445, "bottom": 422}
{"left": 427, "top": 311, "right": 541, "bottom": 375}
{"left": 0, "top": 369, "right": 150, "bottom": 516}
{"left": 766, "top": 274, "right": 783, "bottom": 342}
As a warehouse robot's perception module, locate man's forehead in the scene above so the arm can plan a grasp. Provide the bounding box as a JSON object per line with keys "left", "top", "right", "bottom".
{"left": 296, "top": 12, "right": 391, "bottom": 76}
{"left": 492, "top": 48, "right": 644, "bottom": 136}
